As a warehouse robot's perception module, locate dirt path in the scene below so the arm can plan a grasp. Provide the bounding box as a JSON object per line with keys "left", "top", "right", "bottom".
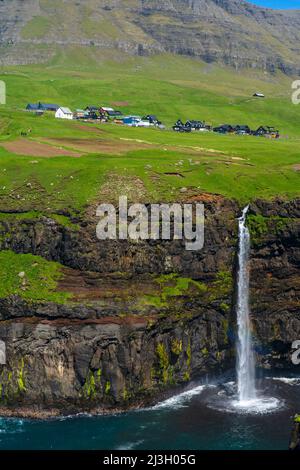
{"left": 1, "top": 138, "right": 83, "bottom": 157}
{"left": 40, "top": 137, "right": 154, "bottom": 155}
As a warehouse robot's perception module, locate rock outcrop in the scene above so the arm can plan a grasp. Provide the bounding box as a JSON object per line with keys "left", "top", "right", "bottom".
{"left": 248, "top": 200, "right": 300, "bottom": 368}
{"left": 0, "top": 0, "right": 300, "bottom": 74}
{"left": 289, "top": 415, "right": 300, "bottom": 450}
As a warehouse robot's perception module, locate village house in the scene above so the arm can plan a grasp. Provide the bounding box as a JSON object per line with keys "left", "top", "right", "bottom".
{"left": 100, "top": 107, "right": 123, "bottom": 118}
{"left": 26, "top": 102, "right": 59, "bottom": 112}
{"left": 100, "top": 106, "right": 113, "bottom": 114}
{"left": 85, "top": 106, "right": 99, "bottom": 113}
{"left": 235, "top": 125, "right": 251, "bottom": 135}
{"left": 55, "top": 107, "right": 73, "bottom": 120}
{"left": 107, "top": 110, "right": 123, "bottom": 118}
{"left": 26, "top": 103, "right": 40, "bottom": 111}
{"left": 213, "top": 124, "right": 235, "bottom": 134}
{"left": 74, "top": 109, "right": 85, "bottom": 119}
{"left": 122, "top": 115, "right": 142, "bottom": 126}
{"left": 254, "top": 126, "right": 279, "bottom": 138}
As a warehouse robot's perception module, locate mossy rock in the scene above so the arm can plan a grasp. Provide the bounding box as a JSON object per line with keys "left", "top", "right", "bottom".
{"left": 294, "top": 414, "right": 300, "bottom": 424}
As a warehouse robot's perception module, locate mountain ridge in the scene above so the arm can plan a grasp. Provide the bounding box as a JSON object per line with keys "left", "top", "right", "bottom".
{"left": 0, "top": 0, "right": 299, "bottom": 75}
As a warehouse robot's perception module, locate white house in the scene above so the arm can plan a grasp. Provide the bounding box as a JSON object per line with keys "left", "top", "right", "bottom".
{"left": 55, "top": 107, "right": 73, "bottom": 120}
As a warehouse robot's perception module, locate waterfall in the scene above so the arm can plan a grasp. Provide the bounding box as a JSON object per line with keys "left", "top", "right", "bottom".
{"left": 236, "top": 206, "right": 256, "bottom": 403}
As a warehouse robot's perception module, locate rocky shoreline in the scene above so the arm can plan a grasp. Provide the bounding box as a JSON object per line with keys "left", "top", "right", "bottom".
{"left": 289, "top": 415, "right": 300, "bottom": 451}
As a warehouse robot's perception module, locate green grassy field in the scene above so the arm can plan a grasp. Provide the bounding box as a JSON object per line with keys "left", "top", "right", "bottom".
{"left": 0, "top": 53, "right": 299, "bottom": 214}
{"left": 0, "top": 250, "right": 69, "bottom": 303}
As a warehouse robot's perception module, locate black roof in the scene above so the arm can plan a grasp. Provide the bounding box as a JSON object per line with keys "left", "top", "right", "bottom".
{"left": 216, "top": 124, "right": 233, "bottom": 130}
{"left": 186, "top": 120, "right": 205, "bottom": 125}
{"left": 39, "top": 103, "right": 59, "bottom": 110}
{"left": 107, "top": 110, "right": 123, "bottom": 116}
{"left": 26, "top": 103, "right": 40, "bottom": 110}
{"left": 26, "top": 102, "right": 59, "bottom": 111}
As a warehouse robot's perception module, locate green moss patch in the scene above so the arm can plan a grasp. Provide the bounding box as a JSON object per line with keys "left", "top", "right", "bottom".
{"left": 21, "top": 17, "right": 51, "bottom": 40}
{"left": 81, "top": 369, "right": 103, "bottom": 400}
{"left": 155, "top": 343, "right": 174, "bottom": 385}
{"left": 0, "top": 358, "right": 27, "bottom": 402}
{"left": 208, "top": 271, "right": 233, "bottom": 301}
{"left": 140, "top": 274, "right": 207, "bottom": 310}
{"left": 247, "top": 214, "right": 295, "bottom": 245}
{"left": 156, "top": 274, "right": 207, "bottom": 299}
{"left": 0, "top": 250, "right": 70, "bottom": 303}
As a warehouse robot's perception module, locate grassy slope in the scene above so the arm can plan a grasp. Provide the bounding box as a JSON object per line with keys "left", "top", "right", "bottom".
{"left": 0, "top": 53, "right": 299, "bottom": 213}
{"left": 2, "top": 53, "right": 299, "bottom": 130}
{"left": 0, "top": 251, "right": 69, "bottom": 303}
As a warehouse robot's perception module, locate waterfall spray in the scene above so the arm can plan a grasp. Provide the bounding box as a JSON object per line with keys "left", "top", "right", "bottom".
{"left": 205, "top": 207, "right": 282, "bottom": 414}
{"left": 236, "top": 206, "right": 257, "bottom": 403}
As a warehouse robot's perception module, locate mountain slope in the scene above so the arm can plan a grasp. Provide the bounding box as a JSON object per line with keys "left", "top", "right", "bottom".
{"left": 0, "top": 0, "right": 300, "bottom": 74}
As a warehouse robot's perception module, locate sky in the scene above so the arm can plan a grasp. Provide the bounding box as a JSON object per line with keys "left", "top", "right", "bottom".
{"left": 250, "top": 0, "right": 300, "bottom": 8}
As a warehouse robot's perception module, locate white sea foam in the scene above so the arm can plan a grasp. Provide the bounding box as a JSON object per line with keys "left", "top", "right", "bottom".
{"left": 0, "top": 418, "right": 24, "bottom": 434}
{"left": 152, "top": 384, "right": 215, "bottom": 410}
{"left": 115, "top": 440, "right": 144, "bottom": 450}
{"left": 267, "top": 377, "right": 300, "bottom": 386}
{"left": 231, "top": 396, "right": 283, "bottom": 415}
{"left": 208, "top": 393, "right": 284, "bottom": 415}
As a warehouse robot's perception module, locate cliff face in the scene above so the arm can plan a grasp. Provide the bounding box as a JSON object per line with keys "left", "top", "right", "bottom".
{"left": 0, "top": 198, "right": 237, "bottom": 415}
{"left": 289, "top": 416, "right": 300, "bottom": 450}
{"left": 0, "top": 0, "right": 300, "bottom": 74}
{"left": 249, "top": 199, "right": 300, "bottom": 368}
{"left": 0, "top": 306, "right": 231, "bottom": 416}
{"left": 136, "top": 0, "right": 300, "bottom": 74}
{"left": 0, "top": 198, "right": 299, "bottom": 416}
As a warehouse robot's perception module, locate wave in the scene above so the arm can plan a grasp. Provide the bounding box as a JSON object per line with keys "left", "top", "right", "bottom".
{"left": 0, "top": 418, "right": 24, "bottom": 435}
{"left": 152, "top": 384, "right": 215, "bottom": 410}
{"left": 267, "top": 377, "right": 300, "bottom": 386}
{"left": 115, "top": 440, "right": 144, "bottom": 450}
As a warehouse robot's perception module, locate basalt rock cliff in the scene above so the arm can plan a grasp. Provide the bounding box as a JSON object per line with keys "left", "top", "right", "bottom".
{"left": 289, "top": 415, "right": 300, "bottom": 450}
{"left": 0, "top": 197, "right": 299, "bottom": 417}
{"left": 0, "top": 0, "right": 300, "bottom": 74}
